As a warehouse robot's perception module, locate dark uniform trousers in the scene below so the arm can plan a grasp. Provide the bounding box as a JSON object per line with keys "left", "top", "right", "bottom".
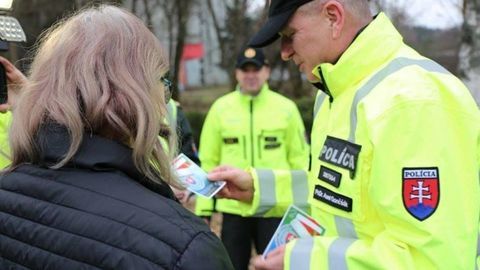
{"left": 221, "top": 213, "right": 281, "bottom": 270}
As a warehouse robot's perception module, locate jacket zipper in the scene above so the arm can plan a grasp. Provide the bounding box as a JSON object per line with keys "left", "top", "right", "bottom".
{"left": 258, "top": 133, "right": 262, "bottom": 160}
{"left": 243, "top": 135, "right": 247, "bottom": 159}
{"left": 316, "top": 66, "right": 333, "bottom": 103}
{"left": 250, "top": 99, "right": 255, "bottom": 167}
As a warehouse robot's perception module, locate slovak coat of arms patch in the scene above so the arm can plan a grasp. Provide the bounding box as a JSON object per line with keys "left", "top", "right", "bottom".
{"left": 402, "top": 167, "right": 440, "bottom": 221}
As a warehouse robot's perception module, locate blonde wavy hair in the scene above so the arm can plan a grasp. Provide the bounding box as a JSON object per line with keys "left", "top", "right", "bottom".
{"left": 9, "top": 5, "right": 180, "bottom": 187}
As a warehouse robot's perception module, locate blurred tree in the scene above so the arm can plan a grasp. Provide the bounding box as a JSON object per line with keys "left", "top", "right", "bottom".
{"left": 369, "top": 0, "right": 410, "bottom": 26}
{"left": 459, "top": 0, "right": 480, "bottom": 77}
{"left": 9, "top": 0, "right": 122, "bottom": 69}
{"left": 205, "top": 0, "right": 312, "bottom": 98}
{"left": 171, "top": 0, "right": 193, "bottom": 100}
{"left": 205, "top": 0, "right": 255, "bottom": 89}
{"left": 129, "top": 0, "right": 194, "bottom": 100}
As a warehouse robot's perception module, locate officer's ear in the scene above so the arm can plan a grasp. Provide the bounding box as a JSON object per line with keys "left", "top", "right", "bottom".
{"left": 323, "top": 0, "right": 345, "bottom": 40}
{"left": 264, "top": 64, "right": 271, "bottom": 72}
{"left": 261, "top": 65, "right": 271, "bottom": 78}
{"left": 235, "top": 68, "right": 242, "bottom": 81}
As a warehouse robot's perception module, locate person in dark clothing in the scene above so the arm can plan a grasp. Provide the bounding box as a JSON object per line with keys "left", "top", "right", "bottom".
{"left": 176, "top": 106, "right": 200, "bottom": 165}
{"left": 0, "top": 5, "right": 233, "bottom": 270}
{"left": 164, "top": 98, "right": 200, "bottom": 203}
{"left": 166, "top": 99, "right": 201, "bottom": 166}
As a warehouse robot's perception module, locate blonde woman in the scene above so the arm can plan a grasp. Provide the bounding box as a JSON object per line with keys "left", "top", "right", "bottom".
{"left": 0, "top": 5, "right": 233, "bottom": 270}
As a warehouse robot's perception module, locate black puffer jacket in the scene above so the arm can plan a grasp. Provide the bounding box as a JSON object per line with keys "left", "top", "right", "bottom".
{"left": 0, "top": 125, "right": 233, "bottom": 270}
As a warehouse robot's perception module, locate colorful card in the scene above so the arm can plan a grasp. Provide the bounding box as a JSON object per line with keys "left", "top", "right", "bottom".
{"left": 263, "top": 205, "right": 325, "bottom": 258}
{"left": 172, "top": 153, "right": 226, "bottom": 198}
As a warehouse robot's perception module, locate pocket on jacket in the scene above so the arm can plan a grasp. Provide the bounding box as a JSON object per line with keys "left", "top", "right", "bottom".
{"left": 259, "top": 129, "right": 286, "bottom": 160}
{"left": 221, "top": 132, "right": 246, "bottom": 160}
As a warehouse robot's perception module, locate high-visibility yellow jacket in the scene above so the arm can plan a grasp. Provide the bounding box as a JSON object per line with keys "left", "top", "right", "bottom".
{"left": 0, "top": 111, "right": 11, "bottom": 168}
{"left": 196, "top": 84, "right": 309, "bottom": 217}
{"left": 239, "top": 13, "right": 480, "bottom": 269}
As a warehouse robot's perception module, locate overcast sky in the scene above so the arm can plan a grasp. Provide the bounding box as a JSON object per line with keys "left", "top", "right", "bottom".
{"left": 250, "top": 0, "right": 464, "bottom": 29}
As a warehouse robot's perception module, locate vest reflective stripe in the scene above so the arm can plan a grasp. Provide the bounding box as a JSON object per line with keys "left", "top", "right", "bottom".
{"left": 477, "top": 232, "right": 480, "bottom": 252}
{"left": 254, "top": 169, "right": 277, "bottom": 216}
{"left": 314, "top": 92, "right": 327, "bottom": 120}
{"left": 291, "top": 170, "right": 309, "bottom": 211}
{"left": 166, "top": 101, "right": 177, "bottom": 132}
{"left": 335, "top": 215, "right": 357, "bottom": 238}
{"left": 328, "top": 238, "right": 356, "bottom": 270}
{"left": 290, "top": 237, "right": 314, "bottom": 270}
{"left": 475, "top": 233, "right": 480, "bottom": 269}
{"left": 348, "top": 57, "right": 450, "bottom": 142}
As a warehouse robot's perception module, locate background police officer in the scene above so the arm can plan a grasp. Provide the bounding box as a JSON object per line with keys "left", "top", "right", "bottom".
{"left": 196, "top": 47, "right": 308, "bottom": 270}
{"left": 207, "top": 0, "right": 480, "bottom": 269}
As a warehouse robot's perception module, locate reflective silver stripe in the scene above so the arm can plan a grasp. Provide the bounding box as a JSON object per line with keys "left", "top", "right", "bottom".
{"left": 314, "top": 91, "right": 327, "bottom": 119}
{"left": 348, "top": 57, "right": 450, "bottom": 142}
{"left": 335, "top": 216, "right": 357, "bottom": 238}
{"left": 476, "top": 234, "right": 479, "bottom": 270}
{"left": 291, "top": 170, "right": 309, "bottom": 211}
{"left": 477, "top": 232, "right": 480, "bottom": 258}
{"left": 328, "top": 238, "right": 356, "bottom": 270}
{"left": 166, "top": 101, "right": 176, "bottom": 132}
{"left": 255, "top": 169, "right": 276, "bottom": 216}
{"left": 290, "top": 237, "right": 314, "bottom": 270}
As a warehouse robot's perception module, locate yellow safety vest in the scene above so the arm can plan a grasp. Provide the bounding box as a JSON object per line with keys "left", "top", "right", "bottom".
{"left": 196, "top": 84, "right": 309, "bottom": 217}
{"left": 166, "top": 99, "right": 177, "bottom": 133}
{"left": 0, "top": 111, "right": 12, "bottom": 168}
{"left": 240, "top": 13, "right": 480, "bottom": 269}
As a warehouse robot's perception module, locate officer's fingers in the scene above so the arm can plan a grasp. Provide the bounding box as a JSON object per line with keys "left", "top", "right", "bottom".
{"left": 253, "top": 245, "right": 285, "bottom": 270}
{"left": 210, "top": 168, "right": 253, "bottom": 190}
{"left": 266, "top": 244, "right": 286, "bottom": 258}
{"left": 208, "top": 166, "right": 240, "bottom": 182}
{"left": 0, "top": 104, "right": 9, "bottom": 113}
{"left": 253, "top": 255, "right": 283, "bottom": 270}
{"left": 208, "top": 165, "right": 235, "bottom": 175}
{"left": 214, "top": 186, "right": 231, "bottom": 198}
{"left": 252, "top": 256, "right": 268, "bottom": 270}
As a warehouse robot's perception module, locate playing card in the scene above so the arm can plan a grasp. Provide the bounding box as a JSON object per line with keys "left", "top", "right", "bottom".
{"left": 262, "top": 205, "right": 325, "bottom": 258}
{"left": 172, "top": 153, "right": 226, "bottom": 198}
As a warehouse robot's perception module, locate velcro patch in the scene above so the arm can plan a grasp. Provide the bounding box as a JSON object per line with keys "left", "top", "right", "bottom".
{"left": 318, "top": 166, "right": 342, "bottom": 188}
{"left": 313, "top": 185, "right": 352, "bottom": 212}
{"left": 264, "top": 136, "right": 277, "bottom": 142}
{"left": 223, "top": 137, "right": 239, "bottom": 144}
{"left": 264, "top": 143, "right": 281, "bottom": 149}
{"left": 319, "top": 136, "right": 361, "bottom": 179}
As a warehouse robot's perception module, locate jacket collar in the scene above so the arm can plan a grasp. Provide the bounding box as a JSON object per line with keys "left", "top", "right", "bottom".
{"left": 235, "top": 83, "right": 271, "bottom": 101}
{"left": 36, "top": 124, "right": 177, "bottom": 201}
{"left": 311, "top": 13, "right": 403, "bottom": 99}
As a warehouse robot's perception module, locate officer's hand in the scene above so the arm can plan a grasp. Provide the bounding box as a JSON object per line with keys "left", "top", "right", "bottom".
{"left": 208, "top": 165, "right": 254, "bottom": 203}
{"left": 253, "top": 245, "right": 285, "bottom": 270}
{"left": 0, "top": 56, "right": 27, "bottom": 112}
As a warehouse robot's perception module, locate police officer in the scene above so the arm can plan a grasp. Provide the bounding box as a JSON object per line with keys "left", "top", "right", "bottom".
{"left": 196, "top": 47, "right": 308, "bottom": 270}
{"left": 207, "top": 0, "right": 480, "bottom": 269}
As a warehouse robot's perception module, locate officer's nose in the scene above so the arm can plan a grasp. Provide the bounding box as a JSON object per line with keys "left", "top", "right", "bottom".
{"left": 280, "top": 36, "right": 294, "bottom": 61}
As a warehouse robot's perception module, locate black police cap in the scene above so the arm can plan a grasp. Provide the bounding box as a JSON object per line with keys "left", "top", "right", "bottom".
{"left": 248, "top": 0, "right": 313, "bottom": 48}
{"left": 236, "top": 47, "right": 267, "bottom": 69}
